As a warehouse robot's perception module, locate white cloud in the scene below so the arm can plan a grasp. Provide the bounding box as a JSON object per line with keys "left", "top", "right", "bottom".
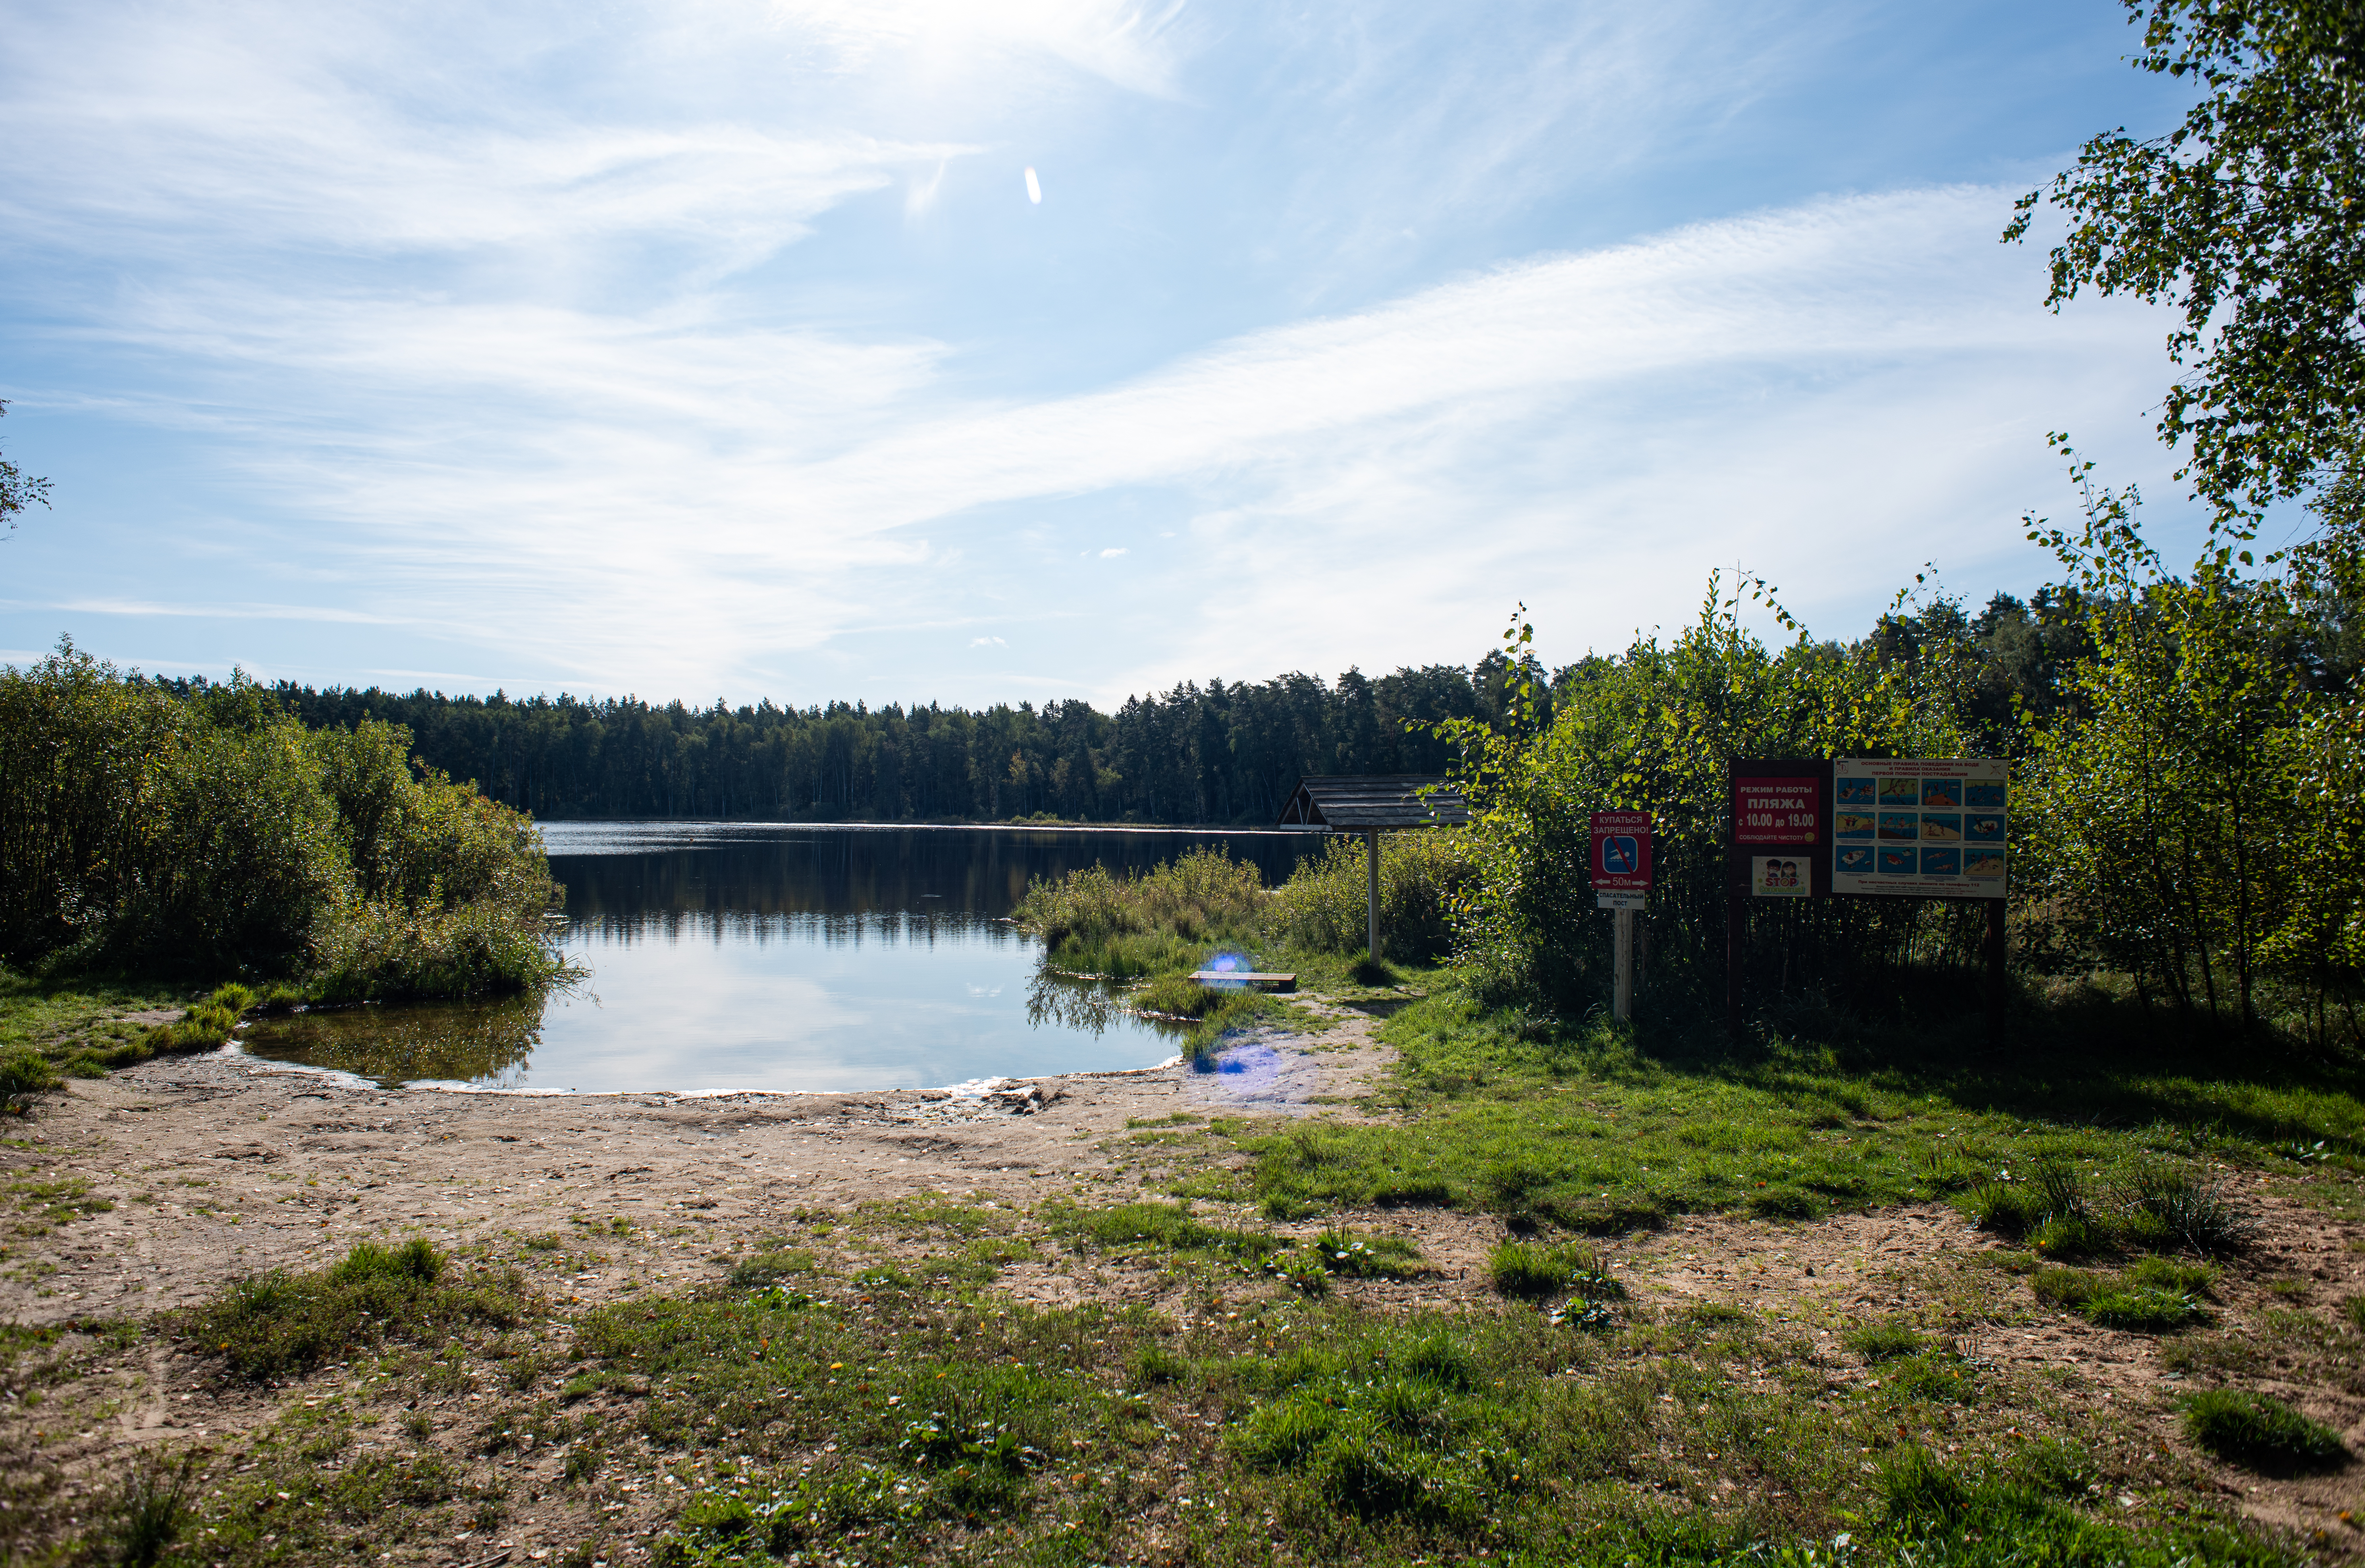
{"left": 0, "top": 0, "right": 2191, "bottom": 707}
{"left": 25, "top": 184, "right": 2177, "bottom": 701}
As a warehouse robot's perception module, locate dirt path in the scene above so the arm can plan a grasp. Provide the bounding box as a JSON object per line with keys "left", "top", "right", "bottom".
{"left": 0, "top": 1005, "right": 1395, "bottom": 1329}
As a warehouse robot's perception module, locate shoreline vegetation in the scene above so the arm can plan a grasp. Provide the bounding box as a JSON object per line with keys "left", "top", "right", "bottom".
{"left": 0, "top": 639, "right": 572, "bottom": 1096}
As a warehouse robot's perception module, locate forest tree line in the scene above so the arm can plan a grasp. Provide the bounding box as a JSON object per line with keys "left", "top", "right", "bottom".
{"left": 131, "top": 591, "right": 2094, "bottom": 826}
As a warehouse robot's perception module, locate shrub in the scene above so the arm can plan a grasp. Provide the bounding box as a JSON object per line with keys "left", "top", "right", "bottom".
{"left": 0, "top": 643, "right": 563, "bottom": 998}
{"left": 2180, "top": 1389, "right": 2348, "bottom": 1471}
{"left": 1265, "top": 829, "right": 1475, "bottom": 961}
{"left": 1014, "top": 848, "right": 1266, "bottom": 958}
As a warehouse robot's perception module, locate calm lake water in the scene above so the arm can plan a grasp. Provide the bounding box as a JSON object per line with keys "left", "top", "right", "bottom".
{"left": 242, "top": 823, "right": 1320, "bottom": 1094}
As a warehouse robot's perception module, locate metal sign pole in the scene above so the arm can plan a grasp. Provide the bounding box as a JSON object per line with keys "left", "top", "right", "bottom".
{"left": 1365, "top": 828, "right": 1381, "bottom": 963}
{"left": 1613, "top": 906, "right": 1634, "bottom": 1023}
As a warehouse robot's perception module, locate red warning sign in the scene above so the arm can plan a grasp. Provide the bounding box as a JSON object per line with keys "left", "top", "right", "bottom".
{"left": 1590, "top": 811, "right": 1653, "bottom": 892}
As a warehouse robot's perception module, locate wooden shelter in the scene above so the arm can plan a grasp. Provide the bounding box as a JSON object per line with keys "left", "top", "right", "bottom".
{"left": 1276, "top": 774, "right": 1469, "bottom": 961}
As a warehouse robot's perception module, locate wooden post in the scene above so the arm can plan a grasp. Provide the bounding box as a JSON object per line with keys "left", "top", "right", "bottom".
{"left": 1613, "top": 905, "right": 1634, "bottom": 1023}
{"left": 1986, "top": 897, "right": 2007, "bottom": 1043}
{"left": 1726, "top": 884, "right": 1744, "bottom": 1040}
{"left": 1365, "top": 828, "right": 1381, "bottom": 963}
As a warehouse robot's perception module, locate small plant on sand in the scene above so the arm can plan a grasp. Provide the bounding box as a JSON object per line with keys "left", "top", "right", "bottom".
{"left": 2032, "top": 1264, "right": 2209, "bottom": 1332}
{"left": 1486, "top": 1239, "right": 1620, "bottom": 1301}
{"left": 1845, "top": 1321, "right": 1928, "bottom": 1361}
{"left": 0, "top": 1044, "right": 59, "bottom": 1114}
{"left": 2180, "top": 1389, "right": 2348, "bottom": 1471}
{"left": 190, "top": 1237, "right": 526, "bottom": 1377}
{"left": 101, "top": 1452, "right": 199, "bottom": 1568}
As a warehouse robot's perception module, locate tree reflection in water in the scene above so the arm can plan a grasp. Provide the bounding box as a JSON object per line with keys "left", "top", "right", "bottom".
{"left": 1025, "top": 969, "right": 1189, "bottom": 1044}
{"left": 242, "top": 990, "right": 555, "bottom": 1088}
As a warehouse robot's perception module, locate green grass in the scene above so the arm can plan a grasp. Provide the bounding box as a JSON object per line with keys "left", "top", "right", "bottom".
{"left": 0, "top": 970, "right": 193, "bottom": 1077}
{"left": 1846, "top": 1321, "right": 1930, "bottom": 1361}
{"left": 8, "top": 1214, "right": 2299, "bottom": 1568}
{"left": 186, "top": 1237, "right": 531, "bottom": 1378}
{"left": 1486, "top": 1239, "right": 1622, "bottom": 1301}
{"left": 1212, "top": 985, "right": 2358, "bottom": 1246}
{"left": 593, "top": 1264, "right": 2284, "bottom": 1568}
{"left": 2030, "top": 1265, "right": 2211, "bottom": 1332}
{"left": 2180, "top": 1389, "right": 2349, "bottom": 1471}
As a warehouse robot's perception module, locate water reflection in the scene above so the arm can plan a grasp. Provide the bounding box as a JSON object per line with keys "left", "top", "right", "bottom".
{"left": 245, "top": 992, "right": 550, "bottom": 1088}
{"left": 1025, "top": 968, "right": 1145, "bottom": 1038}
{"left": 241, "top": 823, "right": 1318, "bottom": 1094}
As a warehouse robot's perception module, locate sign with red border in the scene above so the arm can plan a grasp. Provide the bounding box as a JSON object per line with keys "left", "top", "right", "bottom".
{"left": 1590, "top": 811, "right": 1653, "bottom": 893}
{"left": 1733, "top": 777, "right": 1819, "bottom": 845}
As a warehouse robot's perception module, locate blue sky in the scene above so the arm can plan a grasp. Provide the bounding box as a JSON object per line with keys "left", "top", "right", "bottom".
{"left": 2, "top": 0, "right": 2201, "bottom": 708}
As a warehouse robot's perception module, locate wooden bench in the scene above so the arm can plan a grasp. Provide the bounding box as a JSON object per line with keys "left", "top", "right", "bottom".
{"left": 1189, "top": 970, "right": 1296, "bottom": 992}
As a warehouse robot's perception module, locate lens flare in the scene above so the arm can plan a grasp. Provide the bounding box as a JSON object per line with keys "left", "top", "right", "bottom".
{"left": 1024, "top": 166, "right": 1042, "bottom": 204}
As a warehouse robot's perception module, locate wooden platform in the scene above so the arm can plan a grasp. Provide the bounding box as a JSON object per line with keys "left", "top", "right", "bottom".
{"left": 1190, "top": 970, "right": 1296, "bottom": 992}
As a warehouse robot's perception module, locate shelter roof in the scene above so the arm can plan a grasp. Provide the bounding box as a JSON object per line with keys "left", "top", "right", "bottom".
{"left": 1275, "top": 774, "right": 1470, "bottom": 830}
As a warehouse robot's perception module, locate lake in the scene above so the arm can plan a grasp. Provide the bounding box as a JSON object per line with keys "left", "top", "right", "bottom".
{"left": 241, "top": 822, "right": 1320, "bottom": 1094}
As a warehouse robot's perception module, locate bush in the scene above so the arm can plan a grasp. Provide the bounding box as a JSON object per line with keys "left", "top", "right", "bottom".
{"left": 2180, "top": 1389, "right": 2348, "bottom": 1471}
{"left": 1014, "top": 848, "right": 1266, "bottom": 959}
{"left": 1266, "top": 829, "right": 1475, "bottom": 961}
{"left": 0, "top": 643, "right": 564, "bottom": 999}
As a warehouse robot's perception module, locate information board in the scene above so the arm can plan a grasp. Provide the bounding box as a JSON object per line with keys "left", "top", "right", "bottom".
{"left": 1831, "top": 757, "right": 2005, "bottom": 900}
{"left": 1733, "top": 777, "right": 1819, "bottom": 845}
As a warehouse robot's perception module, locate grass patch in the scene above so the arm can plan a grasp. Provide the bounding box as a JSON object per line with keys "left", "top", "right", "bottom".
{"left": 1049, "top": 1199, "right": 1284, "bottom": 1265}
{"left": 1486, "top": 1239, "right": 1622, "bottom": 1301}
{"left": 187, "top": 1237, "right": 530, "bottom": 1378}
{"left": 1845, "top": 1321, "right": 1929, "bottom": 1361}
{"left": 727, "top": 1248, "right": 817, "bottom": 1287}
{"left": 1208, "top": 984, "right": 2338, "bottom": 1255}
{"left": 2181, "top": 1389, "right": 2349, "bottom": 1472}
{"left": 12, "top": 1216, "right": 2301, "bottom": 1568}
{"left": 2031, "top": 1264, "right": 2211, "bottom": 1332}
{"left": 0, "top": 971, "right": 192, "bottom": 1077}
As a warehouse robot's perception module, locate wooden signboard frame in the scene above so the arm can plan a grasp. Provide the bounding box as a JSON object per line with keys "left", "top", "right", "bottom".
{"left": 1726, "top": 758, "right": 2007, "bottom": 1041}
